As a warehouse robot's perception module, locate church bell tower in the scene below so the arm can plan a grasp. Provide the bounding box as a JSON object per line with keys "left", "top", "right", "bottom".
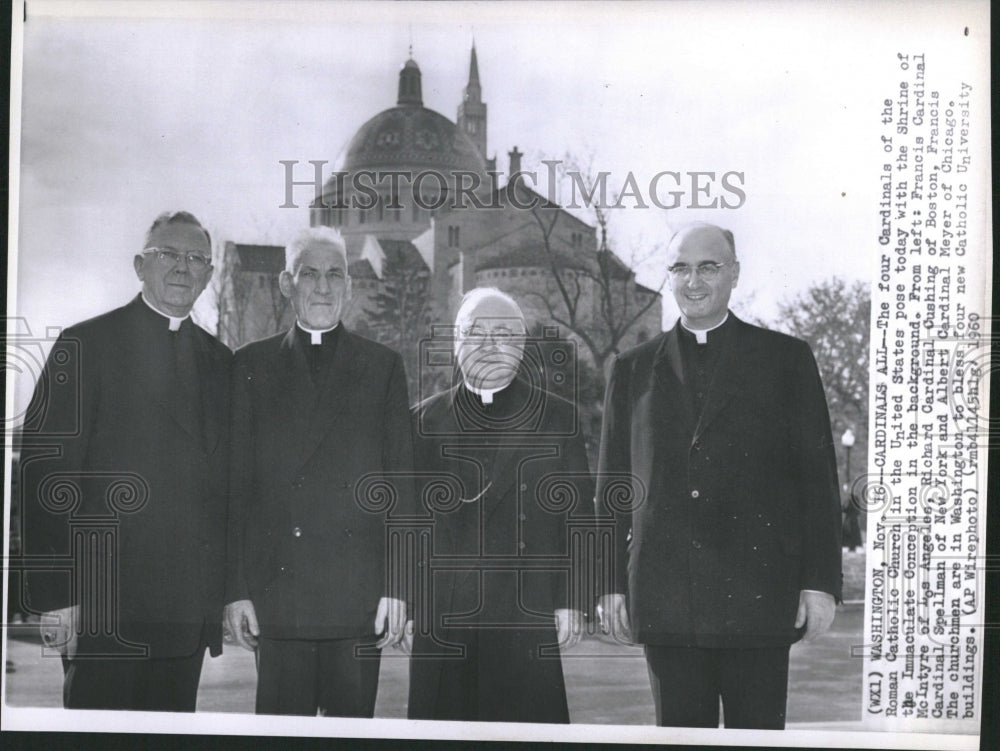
{"left": 456, "top": 43, "right": 487, "bottom": 159}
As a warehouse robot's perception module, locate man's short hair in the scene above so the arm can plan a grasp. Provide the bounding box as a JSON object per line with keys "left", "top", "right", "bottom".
{"left": 455, "top": 287, "right": 526, "bottom": 329}
{"left": 144, "top": 211, "right": 212, "bottom": 249}
{"left": 285, "top": 226, "right": 348, "bottom": 272}
{"left": 668, "top": 222, "right": 737, "bottom": 259}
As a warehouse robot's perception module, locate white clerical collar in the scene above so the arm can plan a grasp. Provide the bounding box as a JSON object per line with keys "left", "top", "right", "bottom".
{"left": 681, "top": 312, "right": 729, "bottom": 344}
{"left": 464, "top": 379, "right": 512, "bottom": 405}
{"left": 141, "top": 292, "right": 189, "bottom": 332}
{"left": 296, "top": 321, "right": 339, "bottom": 345}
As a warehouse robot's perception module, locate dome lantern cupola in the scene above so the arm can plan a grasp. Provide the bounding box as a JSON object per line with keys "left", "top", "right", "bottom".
{"left": 398, "top": 58, "right": 423, "bottom": 106}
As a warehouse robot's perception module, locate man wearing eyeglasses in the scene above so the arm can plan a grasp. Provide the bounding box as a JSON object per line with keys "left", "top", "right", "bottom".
{"left": 21, "top": 211, "right": 231, "bottom": 710}
{"left": 405, "top": 288, "right": 592, "bottom": 723}
{"left": 596, "top": 222, "right": 842, "bottom": 728}
{"left": 224, "top": 227, "right": 414, "bottom": 716}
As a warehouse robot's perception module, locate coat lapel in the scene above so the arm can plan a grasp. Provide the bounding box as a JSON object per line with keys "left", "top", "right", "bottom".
{"left": 692, "top": 314, "right": 745, "bottom": 440}
{"left": 191, "top": 326, "right": 224, "bottom": 456}
{"left": 298, "top": 328, "right": 365, "bottom": 468}
{"left": 652, "top": 325, "right": 697, "bottom": 435}
{"left": 431, "top": 387, "right": 489, "bottom": 553}
{"left": 441, "top": 385, "right": 497, "bottom": 505}
{"left": 117, "top": 297, "right": 208, "bottom": 447}
{"left": 277, "top": 326, "right": 317, "bottom": 452}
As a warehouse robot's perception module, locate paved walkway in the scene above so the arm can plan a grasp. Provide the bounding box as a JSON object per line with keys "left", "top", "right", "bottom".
{"left": 4, "top": 604, "right": 864, "bottom": 726}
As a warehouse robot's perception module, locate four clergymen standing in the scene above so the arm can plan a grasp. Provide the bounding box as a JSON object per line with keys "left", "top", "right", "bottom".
{"left": 22, "top": 216, "right": 841, "bottom": 725}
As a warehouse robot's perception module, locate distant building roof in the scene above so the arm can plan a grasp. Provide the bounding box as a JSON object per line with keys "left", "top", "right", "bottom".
{"left": 377, "top": 239, "right": 428, "bottom": 271}
{"left": 475, "top": 244, "right": 570, "bottom": 271}
{"left": 595, "top": 249, "right": 634, "bottom": 280}
{"left": 234, "top": 244, "right": 285, "bottom": 274}
{"left": 476, "top": 245, "right": 633, "bottom": 280}
{"left": 493, "top": 180, "right": 562, "bottom": 211}
{"left": 349, "top": 258, "right": 377, "bottom": 279}
{"left": 634, "top": 282, "right": 662, "bottom": 297}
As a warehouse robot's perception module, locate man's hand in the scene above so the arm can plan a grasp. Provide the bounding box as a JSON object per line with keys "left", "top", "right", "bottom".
{"left": 794, "top": 590, "right": 836, "bottom": 642}
{"left": 399, "top": 619, "right": 415, "bottom": 655}
{"left": 597, "top": 593, "right": 632, "bottom": 644}
{"left": 374, "top": 597, "right": 406, "bottom": 649}
{"left": 223, "top": 599, "right": 259, "bottom": 651}
{"left": 554, "top": 608, "right": 583, "bottom": 650}
{"left": 40, "top": 605, "right": 78, "bottom": 659}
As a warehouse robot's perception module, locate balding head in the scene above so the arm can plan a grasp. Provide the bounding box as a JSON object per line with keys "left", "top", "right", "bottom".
{"left": 665, "top": 222, "right": 740, "bottom": 330}
{"left": 666, "top": 223, "right": 736, "bottom": 263}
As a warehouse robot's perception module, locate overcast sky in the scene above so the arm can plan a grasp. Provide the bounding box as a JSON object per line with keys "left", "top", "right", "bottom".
{"left": 8, "top": 0, "right": 989, "bottom": 415}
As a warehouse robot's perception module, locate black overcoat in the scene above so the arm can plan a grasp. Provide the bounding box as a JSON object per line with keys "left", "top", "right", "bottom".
{"left": 22, "top": 295, "right": 231, "bottom": 658}
{"left": 408, "top": 379, "right": 592, "bottom": 722}
{"left": 226, "top": 326, "right": 415, "bottom": 640}
{"left": 596, "top": 314, "right": 842, "bottom": 648}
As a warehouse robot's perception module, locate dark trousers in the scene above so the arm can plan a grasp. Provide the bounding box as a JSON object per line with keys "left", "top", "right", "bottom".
{"left": 409, "top": 627, "right": 569, "bottom": 723}
{"left": 644, "top": 645, "right": 790, "bottom": 729}
{"left": 255, "top": 636, "right": 381, "bottom": 716}
{"left": 62, "top": 648, "right": 206, "bottom": 711}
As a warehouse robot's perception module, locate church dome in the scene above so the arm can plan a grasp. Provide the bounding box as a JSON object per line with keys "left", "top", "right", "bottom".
{"left": 341, "top": 105, "right": 487, "bottom": 174}
{"left": 338, "top": 57, "right": 486, "bottom": 175}
{"left": 313, "top": 54, "right": 491, "bottom": 261}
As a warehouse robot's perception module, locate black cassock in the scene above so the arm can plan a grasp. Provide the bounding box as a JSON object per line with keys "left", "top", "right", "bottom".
{"left": 408, "top": 377, "right": 592, "bottom": 723}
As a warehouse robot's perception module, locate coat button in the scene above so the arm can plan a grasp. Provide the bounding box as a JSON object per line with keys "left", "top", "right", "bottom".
{"left": 691, "top": 540, "right": 702, "bottom": 549}
{"left": 519, "top": 513, "right": 527, "bottom": 521}
{"left": 293, "top": 527, "right": 303, "bottom": 538}
{"left": 520, "top": 483, "right": 527, "bottom": 491}
{"left": 518, "top": 542, "right": 526, "bottom": 550}
{"left": 691, "top": 489, "right": 700, "bottom": 499}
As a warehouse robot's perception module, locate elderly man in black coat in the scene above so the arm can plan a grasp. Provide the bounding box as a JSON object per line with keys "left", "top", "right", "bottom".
{"left": 405, "top": 288, "right": 592, "bottom": 723}
{"left": 596, "top": 222, "right": 842, "bottom": 729}
{"left": 224, "top": 227, "right": 414, "bottom": 716}
{"left": 21, "top": 211, "right": 231, "bottom": 710}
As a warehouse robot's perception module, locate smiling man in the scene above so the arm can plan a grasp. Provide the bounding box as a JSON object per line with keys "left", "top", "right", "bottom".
{"left": 596, "top": 222, "right": 842, "bottom": 728}
{"left": 224, "top": 226, "right": 414, "bottom": 716}
{"left": 21, "top": 211, "right": 231, "bottom": 710}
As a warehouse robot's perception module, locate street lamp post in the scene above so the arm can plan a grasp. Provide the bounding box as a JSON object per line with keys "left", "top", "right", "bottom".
{"left": 841, "top": 427, "right": 858, "bottom": 551}
{"left": 841, "top": 427, "right": 855, "bottom": 494}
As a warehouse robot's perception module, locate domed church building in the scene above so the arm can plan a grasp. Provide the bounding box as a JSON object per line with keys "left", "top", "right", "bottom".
{"left": 310, "top": 52, "right": 492, "bottom": 259}
{"left": 218, "top": 45, "right": 661, "bottom": 396}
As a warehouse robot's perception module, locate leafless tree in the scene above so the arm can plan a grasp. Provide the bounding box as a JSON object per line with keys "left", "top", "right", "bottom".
{"left": 515, "top": 154, "right": 666, "bottom": 381}
{"left": 771, "top": 277, "right": 870, "bottom": 500}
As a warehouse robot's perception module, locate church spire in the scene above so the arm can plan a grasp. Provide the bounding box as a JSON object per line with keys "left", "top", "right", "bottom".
{"left": 468, "top": 42, "right": 481, "bottom": 88}
{"left": 457, "top": 42, "right": 487, "bottom": 158}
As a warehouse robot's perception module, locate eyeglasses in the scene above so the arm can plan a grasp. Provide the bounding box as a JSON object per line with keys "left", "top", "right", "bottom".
{"left": 460, "top": 325, "right": 523, "bottom": 344}
{"left": 143, "top": 247, "right": 211, "bottom": 270}
{"left": 667, "top": 261, "right": 735, "bottom": 281}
